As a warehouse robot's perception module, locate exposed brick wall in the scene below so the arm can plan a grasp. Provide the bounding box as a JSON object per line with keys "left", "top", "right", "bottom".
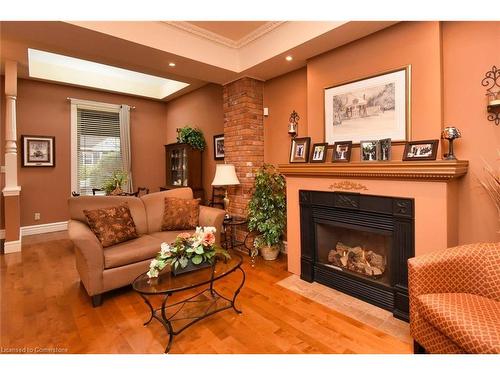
{"left": 223, "top": 77, "right": 264, "bottom": 219}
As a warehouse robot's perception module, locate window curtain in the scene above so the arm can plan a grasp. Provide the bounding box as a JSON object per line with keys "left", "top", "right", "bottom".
{"left": 119, "top": 105, "right": 133, "bottom": 193}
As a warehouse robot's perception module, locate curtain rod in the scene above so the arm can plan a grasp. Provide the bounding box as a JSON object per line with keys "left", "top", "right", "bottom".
{"left": 66, "top": 97, "right": 136, "bottom": 110}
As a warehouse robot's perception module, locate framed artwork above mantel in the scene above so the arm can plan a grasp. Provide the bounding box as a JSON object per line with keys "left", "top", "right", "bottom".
{"left": 323, "top": 66, "right": 411, "bottom": 145}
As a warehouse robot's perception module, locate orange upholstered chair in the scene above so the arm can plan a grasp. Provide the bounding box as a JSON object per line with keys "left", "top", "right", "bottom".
{"left": 408, "top": 242, "right": 500, "bottom": 354}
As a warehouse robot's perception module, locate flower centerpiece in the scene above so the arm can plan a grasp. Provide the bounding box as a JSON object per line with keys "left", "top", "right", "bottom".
{"left": 147, "top": 227, "right": 230, "bottom": 278}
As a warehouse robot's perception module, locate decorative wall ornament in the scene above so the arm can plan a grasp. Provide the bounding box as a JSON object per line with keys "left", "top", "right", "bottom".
{"left": 329, "top": 181, "right": 368, "bottom": 191}
{"left": 482, "top": 65, "right": 500, "bottom": 125}
{"left": 288, "top": 110, "right": 300, "bottom": 137}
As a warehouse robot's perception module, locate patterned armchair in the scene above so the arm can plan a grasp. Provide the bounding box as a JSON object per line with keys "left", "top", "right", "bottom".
{"left": 408, "top": 242, "right": 500, "bottom": 354}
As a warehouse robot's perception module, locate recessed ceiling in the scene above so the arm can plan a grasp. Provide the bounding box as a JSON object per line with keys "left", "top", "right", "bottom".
{"left": 187, "top": 21, "right": 269, "bottom": 42}
{"left": 28, "top": 48, "right": 190, "bottom": 99}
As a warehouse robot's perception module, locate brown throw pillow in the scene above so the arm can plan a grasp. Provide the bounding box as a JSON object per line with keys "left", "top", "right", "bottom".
{"left": 161, "top": 197, "right": 200, "bottom": 231}
{"left": 84, "top": 203, "right": 139, "bottom": 247}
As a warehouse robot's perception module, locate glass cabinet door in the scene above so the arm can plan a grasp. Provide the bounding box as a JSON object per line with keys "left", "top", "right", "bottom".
{"left": 169, "top": 147, "right": 188, "bottom": 186}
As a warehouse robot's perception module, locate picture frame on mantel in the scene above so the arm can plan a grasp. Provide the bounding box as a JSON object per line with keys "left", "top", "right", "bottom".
{"left": 21, "top": 135, "right": 55, "bottom": 167}
{"left": 323, "top": 66, "right": 411, "bottom": 145}
{"left": 289, "top": 137, "right": 311, "bottom": 163}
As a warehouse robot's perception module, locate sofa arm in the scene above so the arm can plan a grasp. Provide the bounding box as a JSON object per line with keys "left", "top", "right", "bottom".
{"left": 408, "top": 242, "right": 500, "bottom": 299}
{"left": 68, "top": 219, "right": 104, "bottom": 296}
{"left": 198, "top": 205, "right": 226, "bottom": 245}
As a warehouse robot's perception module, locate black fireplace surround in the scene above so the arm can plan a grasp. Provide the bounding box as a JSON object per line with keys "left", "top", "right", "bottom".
{"left": 299, "top": 190, "right": 415, "bottom": 321}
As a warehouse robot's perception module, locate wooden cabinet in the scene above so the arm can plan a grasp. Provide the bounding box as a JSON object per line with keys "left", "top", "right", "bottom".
{"left": 163, "top": 143, "right": 204, "bottom": 200}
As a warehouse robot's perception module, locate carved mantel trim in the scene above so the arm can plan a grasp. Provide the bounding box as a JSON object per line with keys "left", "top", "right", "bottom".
{"left": 278, "top": 160, "right": 469, "bottom": 182}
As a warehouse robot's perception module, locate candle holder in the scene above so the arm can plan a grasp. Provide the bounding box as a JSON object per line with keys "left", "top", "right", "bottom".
{"left": 288, "top": 110, "right": 300, "bottom": 137}
{"left": 441, "top": 126, "right": 461, "bottom": 160}
{"left": 482, "top": 65, "right": 500, "bottom": 125}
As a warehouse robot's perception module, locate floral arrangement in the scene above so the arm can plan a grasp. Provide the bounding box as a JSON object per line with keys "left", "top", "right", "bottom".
{"left": 147, "top": 227, "right": 229, "bottom": 278}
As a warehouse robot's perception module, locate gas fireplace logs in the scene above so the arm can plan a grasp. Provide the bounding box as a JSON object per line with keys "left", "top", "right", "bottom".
{"left": 327, "top": 242, "right": 386, "bottom": 278}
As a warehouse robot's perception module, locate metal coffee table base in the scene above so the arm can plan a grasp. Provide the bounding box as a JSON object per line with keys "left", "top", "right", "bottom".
{"left": 138, "top": 265, "right": 245, "bottom": 353}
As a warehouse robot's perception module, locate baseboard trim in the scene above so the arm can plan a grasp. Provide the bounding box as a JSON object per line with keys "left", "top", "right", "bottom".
{"left": 21, "top": 221, "right": 68, "bottom": 237}
{"left": 4, "top": 238, "right": 22, "bottom": 253}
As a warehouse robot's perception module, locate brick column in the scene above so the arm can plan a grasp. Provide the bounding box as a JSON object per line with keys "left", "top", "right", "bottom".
{"left": 223, "top": 77, "right": 264, "bottom": 219}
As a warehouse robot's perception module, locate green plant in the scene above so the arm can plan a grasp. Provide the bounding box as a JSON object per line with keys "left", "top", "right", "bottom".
{"left": 102, "top": 170, "right": 128, "bottom": 195}
{"left": 178, "top": 126, "right": 206, "bottom": 151}
{"left": 247, "top": 164, "right": 286, "bottom": 247}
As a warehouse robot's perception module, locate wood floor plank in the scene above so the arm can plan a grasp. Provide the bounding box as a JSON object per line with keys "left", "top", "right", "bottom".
{"left": 0, "top": 232, "right": 411, "bottom": 354}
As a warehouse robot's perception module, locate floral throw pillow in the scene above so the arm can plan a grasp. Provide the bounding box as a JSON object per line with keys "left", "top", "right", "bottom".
{"left": 84, "top": 203, "right": 139, "bottom": 247}
{"left": 161, "top": 197, "right": 200, "bottom": 231}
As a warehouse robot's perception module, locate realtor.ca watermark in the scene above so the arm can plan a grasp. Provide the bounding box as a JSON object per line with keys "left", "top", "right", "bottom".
{"left": 1, "top": 347, "right": 68, "bottom": 354}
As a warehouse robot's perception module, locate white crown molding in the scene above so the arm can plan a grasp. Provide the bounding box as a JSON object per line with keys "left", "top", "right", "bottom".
{"left": 162, "top": 21, "right": 285, "bottom": 49}
{"left": 21, "top": 221, "right": 68, "bottom": 237}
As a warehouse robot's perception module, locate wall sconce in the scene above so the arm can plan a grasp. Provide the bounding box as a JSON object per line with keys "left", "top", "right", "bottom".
{"left": 482, "top": 65, "right": 500, "bottom": 125}
{"left": 288, "top": 110, "right": 300, "bottom": 137}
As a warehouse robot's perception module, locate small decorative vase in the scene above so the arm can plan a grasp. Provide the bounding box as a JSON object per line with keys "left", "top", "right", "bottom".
{"left": 171, "top": 260, "right": 213, "bottom": 276}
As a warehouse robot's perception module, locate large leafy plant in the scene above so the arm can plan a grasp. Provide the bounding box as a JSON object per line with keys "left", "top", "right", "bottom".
{"left": 247, "top": 164, "right": 286, "bottom": 247}
{"left": 178, "top": 126, "right": 206, "bottom": 151}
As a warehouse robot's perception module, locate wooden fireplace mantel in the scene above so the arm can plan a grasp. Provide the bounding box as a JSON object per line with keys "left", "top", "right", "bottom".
{"left": 278, "top": 160, "right": 469, "bottom": 182}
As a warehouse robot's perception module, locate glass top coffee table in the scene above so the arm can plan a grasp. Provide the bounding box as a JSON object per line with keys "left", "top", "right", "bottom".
{"left": 132, "top": 251, "right": 245, "bottom": 353}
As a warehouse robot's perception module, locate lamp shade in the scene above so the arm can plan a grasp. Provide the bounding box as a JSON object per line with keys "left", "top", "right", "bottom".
{"left": 211, "top": 164, "right": 240, "bottom": 186}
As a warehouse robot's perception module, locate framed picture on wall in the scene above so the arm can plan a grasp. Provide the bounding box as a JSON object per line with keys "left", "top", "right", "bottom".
{"left": 289, "top": 137, "right": 311, "bottom": 163}
{"left": 324, "top": 66, "right": 411, "bottom": 145}
{"left": 213, "top": 134, "right": 224, "bottom": 160}
{"left": 21, "top": 135, "right": 55, "bottom": 167}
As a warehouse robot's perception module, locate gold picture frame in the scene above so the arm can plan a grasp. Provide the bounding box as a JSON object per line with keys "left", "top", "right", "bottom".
{"left": 289, "top": 137, "right": 311, "bottom": 163}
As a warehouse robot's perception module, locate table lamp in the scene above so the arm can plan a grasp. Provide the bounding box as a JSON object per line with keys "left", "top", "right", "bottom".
{"left": 441, "top": 126, "right": 462, "bottom": 160}
{"left": 211, "top": 164, "right": 240, "bottom": 217}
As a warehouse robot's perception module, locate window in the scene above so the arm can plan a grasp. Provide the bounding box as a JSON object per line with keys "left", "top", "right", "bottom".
{"left": 70, "top": 99, "right": 127, "bottom": 196}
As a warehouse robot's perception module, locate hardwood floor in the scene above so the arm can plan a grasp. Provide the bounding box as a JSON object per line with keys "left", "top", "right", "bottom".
{"left": 0, "top": 232, "right": 411, "bottom": 354}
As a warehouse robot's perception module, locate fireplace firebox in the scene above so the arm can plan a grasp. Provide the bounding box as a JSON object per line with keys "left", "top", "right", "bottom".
{"left": 299, "top": 190, "right": 414, "bottom": 321}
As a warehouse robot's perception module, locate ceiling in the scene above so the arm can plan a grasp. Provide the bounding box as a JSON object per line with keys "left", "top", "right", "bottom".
{"left": 0, "top": 21, "right": 397, "bottom": 101}
{"left": 186, "top": 21, "right": 270, "bottom": 42}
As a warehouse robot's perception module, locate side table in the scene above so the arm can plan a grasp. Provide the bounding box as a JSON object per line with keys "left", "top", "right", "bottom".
{"left": 222, "top": 216, "right": 258, "bottom": 266}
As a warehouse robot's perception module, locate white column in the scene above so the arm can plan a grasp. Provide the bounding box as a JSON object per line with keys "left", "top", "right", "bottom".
{"left": 2, "top": 60, "right": 22, "bottom": 253}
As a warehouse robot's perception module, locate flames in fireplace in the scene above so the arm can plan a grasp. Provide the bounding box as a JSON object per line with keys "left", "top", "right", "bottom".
{"left": 327, "top": 241, "right": 386, "bottom": 279}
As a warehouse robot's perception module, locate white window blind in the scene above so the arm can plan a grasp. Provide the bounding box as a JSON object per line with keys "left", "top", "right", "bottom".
{"left": 76, "top": 108, "right": 122, "bottom": 196}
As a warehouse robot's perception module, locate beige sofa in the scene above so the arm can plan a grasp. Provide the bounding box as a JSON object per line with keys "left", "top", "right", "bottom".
{"left": 68, "top": 188, "right": 225, "bottom": 307}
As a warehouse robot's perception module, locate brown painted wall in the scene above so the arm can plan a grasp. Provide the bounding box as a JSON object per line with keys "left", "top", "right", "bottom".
{"left": 263, "top": 67, "right": 308, "bottom": 165}
{"left": 307, "top": 21, "right": 443, "bottom": 161}
{"left": 0, "top": 78, "right": 5, "bottom": 229}
{"left": 14, "top": 79, "right": 167, "bottom": 227}
{"left": 442, "top": 21, "right": 500, "bottom": 244}
{"left": 263, "top": 21, "right": 499, "bottom": 245}
{"left": 165, "top": 84, "right": 224, "bottom": 200}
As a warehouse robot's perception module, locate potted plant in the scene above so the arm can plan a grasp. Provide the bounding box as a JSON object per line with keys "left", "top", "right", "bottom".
{"left": 102, "top": 170, "right": 128, "bottom": 195}
{"left": 177, "top": 126, "right": 206, "bottom": 151}
{"left": 147, "top": 227, "right": 230, "bottom": 277}
{"left": 247, "top": 164, "right": 286, "bottom": 260}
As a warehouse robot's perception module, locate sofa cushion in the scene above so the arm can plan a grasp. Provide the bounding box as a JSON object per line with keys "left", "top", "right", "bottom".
{"left": 69, "top": 195, "right": 148, "bottom": 235}
{"left": 149, "top": 230, "right": 196, "bottom": 244}
{"left": 417, "top": 293, "right": 500, "bottom": 354}
{"left": 140, "top": 188, "right": 194, "bottom": 233}
{"left": 103, "top": 235, "right": 161, "bottom": 269}
{"left": 161, "top": 197, "right": 200, "bottom": 231}
{"left": 84, "top": 203, "right": 139, "bottom": 247}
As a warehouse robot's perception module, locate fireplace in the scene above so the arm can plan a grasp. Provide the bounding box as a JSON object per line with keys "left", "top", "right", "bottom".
{"left": 299, "top": 190, "right": 414, "bottom": 321}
